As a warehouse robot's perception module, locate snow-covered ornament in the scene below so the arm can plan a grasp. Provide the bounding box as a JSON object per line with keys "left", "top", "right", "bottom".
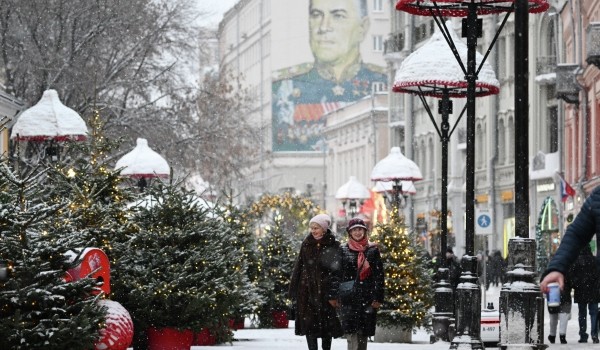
{"left": 95, "top": 299, "right": 134, "bottom": 350}
{"left": 11, "top": 89, "right": 88, "bottom": 141}
{"left": 115, "top": 138, "right": 169, "bottom": 179}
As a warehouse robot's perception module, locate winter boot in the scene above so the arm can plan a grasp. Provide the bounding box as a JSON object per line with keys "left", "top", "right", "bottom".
{"left": 560, "top": 335, "right": 567, "bottom": 344}
{"left": 593, "top": 336, "right": 599, "bottom": 344}
{"left": 579, "top": 335, "right": 588, "bottom": 343}
{"left": 547, "top": 335, "right": 555, "bottom": 344}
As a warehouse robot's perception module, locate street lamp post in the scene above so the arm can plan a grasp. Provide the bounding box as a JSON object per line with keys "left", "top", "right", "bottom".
{"left": 395, "top": 1, "right": 549, "bottom": 349}
{"left": 335, "top": 176, "right": 371, "bottom": 220}
{"left": 392, "top": 22, "right": 499, "bottom": 343}
{"left": 115, "top": 138, "right": 170, "bottom": 191}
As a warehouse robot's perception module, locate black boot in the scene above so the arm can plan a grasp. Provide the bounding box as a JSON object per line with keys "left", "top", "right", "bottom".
{"left": 560, "top": 334, "right": 567, "bottom": 344}
{"left": 593, "top": 336, "right": 599, "bottom": 344}
{"left": 547, "top": 335, "right": 555, "bottom": 344}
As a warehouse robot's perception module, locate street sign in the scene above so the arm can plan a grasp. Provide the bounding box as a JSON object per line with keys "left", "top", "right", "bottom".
{"left": 475, "top": 208, "right": 493, "bottom": 235}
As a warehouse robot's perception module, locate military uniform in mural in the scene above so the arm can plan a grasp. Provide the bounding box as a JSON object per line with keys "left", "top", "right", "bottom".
{"left": 272, "top": 62, "right": 386, "bottom": 152}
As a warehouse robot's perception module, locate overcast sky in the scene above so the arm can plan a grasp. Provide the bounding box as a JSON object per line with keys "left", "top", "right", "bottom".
{"left": 198, "top": 0, "right": 238, "bottom": 28}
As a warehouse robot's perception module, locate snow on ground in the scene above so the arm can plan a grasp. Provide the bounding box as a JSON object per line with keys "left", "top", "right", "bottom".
{"left": 191, "top": 285, "right": 600, "bottom": 349}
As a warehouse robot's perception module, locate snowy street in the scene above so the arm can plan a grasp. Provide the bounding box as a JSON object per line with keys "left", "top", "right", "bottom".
{"left": 189, "top": 285, "right": 600, "bottom": 350}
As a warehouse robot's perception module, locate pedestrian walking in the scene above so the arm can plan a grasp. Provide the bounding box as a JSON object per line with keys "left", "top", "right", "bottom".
{"left": 570, "top": 244, "right": 600, "bottom": 343}
{"left": 445, "top": 248, "right": 462, "bottom": 291}
{"left": 289, "top": 213, "right": 344, "bottom": 350}
{"left": 338, "top": 217, "right": 384, "bottom": 350}
{"left": 546, "top": 272, "right": 572, "bottom": 344}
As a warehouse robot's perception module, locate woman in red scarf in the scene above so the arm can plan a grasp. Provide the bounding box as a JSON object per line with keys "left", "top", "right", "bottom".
{"left": 338, "top": 217, "right": 384, "bottom": 350}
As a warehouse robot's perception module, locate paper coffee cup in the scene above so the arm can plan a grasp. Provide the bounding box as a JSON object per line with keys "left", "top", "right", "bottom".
{"left": 547, "top": 282, "right": 560, "bottom": 307}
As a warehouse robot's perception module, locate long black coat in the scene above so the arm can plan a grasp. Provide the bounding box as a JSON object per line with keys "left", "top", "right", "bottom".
{"left": 338, "top": 244, "right": 385, "bottom": 337}
{"left": 570, "top": 247, "right": 600, "bottom": 304}
{"left": 545, "top": 186, "right": 600, "bottom": 275}
{"left": 288, "top": 231, "right": 344, "bottom": 338}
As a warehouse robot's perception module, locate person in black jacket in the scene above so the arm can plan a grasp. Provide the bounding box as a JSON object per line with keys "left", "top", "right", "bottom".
{"left": 338, "top": 217, "right": 385, "bottom": 350}
{"left": 445, "top": 247, "right": 462, "bottom": 291}
{"left": 540, "top": 186, "right": 600, "bottom": 294}
{"left": 289, "top": 213, "right": 344, "bottom": 350}
{"left": 570, "top": 244, "right": 600, "bottom": 343}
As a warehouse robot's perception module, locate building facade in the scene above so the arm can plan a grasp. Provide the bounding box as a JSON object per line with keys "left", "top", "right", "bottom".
{"left": 218, "top": 0, "right": 390, "bottom": 207}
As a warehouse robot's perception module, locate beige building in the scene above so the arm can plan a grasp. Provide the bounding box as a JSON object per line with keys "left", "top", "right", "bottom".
{"left": 0, "top": 87, "right": 24, "bottom": 158}
{"left": 218, "top": 0, "right": 391, "bottom": 208}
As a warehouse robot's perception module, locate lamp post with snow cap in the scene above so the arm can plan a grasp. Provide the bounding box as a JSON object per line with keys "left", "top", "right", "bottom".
{"left": 373, "top": 180, "right": 416, "bottom": 209}
{"left": 370, "top": 147, "right": 422, "bottom": 218}
{"left": 392, "top": 21, "right": 499, "bottom": 344}
{"left": 11, "top": 89, "right": 88, "bottom": 163}
{"left": 335, "top": 176, "right": 371, "bottom": 219}
{"left": 115, "top": 138, "right": 170, "bottom": 191}
{"left": 395, "top": 1, "right": 549, "bottom": 349}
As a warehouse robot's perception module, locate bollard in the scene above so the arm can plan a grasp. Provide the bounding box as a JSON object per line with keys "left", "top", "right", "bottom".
{"left": 449, "top": 255, "right": 484, "bottom": 349}
{"left": 499, "top": 238, "right": 547, "bottom": 350}
{"left": 431, "top": 267, "right": 454, "bottom": 343}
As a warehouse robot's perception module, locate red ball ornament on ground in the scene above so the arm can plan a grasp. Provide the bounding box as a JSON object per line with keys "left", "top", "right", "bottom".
{"left": 95, "top": 299, "right": 134, "bottom": 350}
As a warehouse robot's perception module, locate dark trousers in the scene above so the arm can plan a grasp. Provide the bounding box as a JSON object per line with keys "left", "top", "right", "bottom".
{"left": 578, "top": 303, "right": 599, "bottom": 339}
{"left": 306, "top": 335, "right": 332, "bottom": 350}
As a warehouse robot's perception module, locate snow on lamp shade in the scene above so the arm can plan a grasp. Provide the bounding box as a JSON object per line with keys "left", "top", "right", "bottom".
{"left": 335, "top": 176, "right": 371, "bottom": 200}
{"left": 11, "top": 89, "right": 88, "bottom": 141}
{"left": 371, "top": 147, "right": 423, "bottom": 182}
{"left": 393, "top": 21, "right": 499, "bottom": 97}
{"left": 94, "top": 299, "right": 134, "bottom": 350}
{"left": 115, "top": 138, "right": 169, "bottom": 178}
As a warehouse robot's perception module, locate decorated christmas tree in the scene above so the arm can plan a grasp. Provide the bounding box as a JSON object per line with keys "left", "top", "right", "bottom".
{"left": 376, "top": 208, "right": 434, "bottom": 331}
{"left": 0, "top": 161, "right": 106, "bottom": 349}
{"left": 44, "top": 109, "right": 137, "bottom": 256}
{"left": 115, "top": 179, "right": 253, "bottom": 345}
{"left": 246, "top": 192, "right": 321, "bottom": 327}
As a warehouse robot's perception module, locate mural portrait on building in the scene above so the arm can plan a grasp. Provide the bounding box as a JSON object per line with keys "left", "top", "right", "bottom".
{"left": 272, "top": 0, "right": 386, "bottom": 152}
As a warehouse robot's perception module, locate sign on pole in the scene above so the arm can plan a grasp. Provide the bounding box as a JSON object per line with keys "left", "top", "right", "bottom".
{"left": 475, "top": 208, "right": 493, "bottom": 235}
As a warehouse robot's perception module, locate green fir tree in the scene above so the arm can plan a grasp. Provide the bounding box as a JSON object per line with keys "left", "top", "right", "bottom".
{"left": 0, "top": 161, "right": 105, "bottom": 350}
{"left": 376, "top": 209, "right": 434, "bottom": 331}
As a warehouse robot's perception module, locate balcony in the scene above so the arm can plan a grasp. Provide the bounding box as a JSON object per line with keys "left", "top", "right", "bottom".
{"left": 536, "top": 56, "right": 557, "bottom": 76}
{"left": 586, "top": 23, "right": 600, "bottom": 68}
{"left": 384, "top": 32, "right": 404, "bottom": 54}
{"left": 555, "top": 64, "right": 580, "bottom": 104}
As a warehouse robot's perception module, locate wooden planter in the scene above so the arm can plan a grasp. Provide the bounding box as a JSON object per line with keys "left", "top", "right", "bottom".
{"left": 147, "top": 327, "right": 193, "bottom": 350}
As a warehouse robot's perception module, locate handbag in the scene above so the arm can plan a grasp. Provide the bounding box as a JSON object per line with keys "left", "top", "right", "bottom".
{"left": 339, "top": 256, "right": 367, "bottom": 301}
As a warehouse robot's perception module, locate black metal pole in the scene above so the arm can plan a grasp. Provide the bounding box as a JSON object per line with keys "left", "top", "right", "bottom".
{"left": 464, "top": 3, "right": 477, "bottom": 257}
{"left": 514, "top": 0, "right": 529, "bottom": 237}
{"left": 440, "top": 89, "right": 451, "bottom": 261}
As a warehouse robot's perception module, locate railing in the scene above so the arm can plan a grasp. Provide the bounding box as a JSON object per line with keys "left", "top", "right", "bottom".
{"left": 384, "top": 32, "right": 404, "bottom": 54}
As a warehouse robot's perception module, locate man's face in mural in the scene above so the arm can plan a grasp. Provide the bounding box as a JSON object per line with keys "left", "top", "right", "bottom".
{"left": 309, "top": 0, "right": 369, "bottom": 65}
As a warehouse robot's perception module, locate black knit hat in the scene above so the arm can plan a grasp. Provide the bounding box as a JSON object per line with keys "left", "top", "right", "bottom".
{"left": 346, "top": 218, "right": 368, "bottom": 232}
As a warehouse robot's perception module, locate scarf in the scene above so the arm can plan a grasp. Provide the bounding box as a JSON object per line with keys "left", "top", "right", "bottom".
{"left": 348, "top": 237, "right": 373, "bottom": 280}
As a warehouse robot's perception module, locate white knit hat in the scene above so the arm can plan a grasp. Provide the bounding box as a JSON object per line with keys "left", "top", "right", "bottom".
{"left": 309, "top": 214, "right": 330, "bottom": 231}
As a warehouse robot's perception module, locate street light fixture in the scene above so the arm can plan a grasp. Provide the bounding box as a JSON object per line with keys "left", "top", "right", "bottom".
{"left": 370, "top": 147, "right": 422, "bottom": 215}
{"left": 395, "top": 1, "right": 549, "bottom": 349}
{"left": 115, "top": 138, "right": 170, "bottom": 192}
{"left": 335, "top": 176, "right": 370, "bottom": 219}
{"left": 393, "top": 22, "right": 499, "bottom": 344}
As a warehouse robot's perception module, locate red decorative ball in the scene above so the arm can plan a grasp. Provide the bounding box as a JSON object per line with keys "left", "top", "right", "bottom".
{"left": 95, "top": 299, "right": 134, "bottom": 350}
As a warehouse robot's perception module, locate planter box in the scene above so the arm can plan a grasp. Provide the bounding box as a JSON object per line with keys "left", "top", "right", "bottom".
{"left": 272, "top": 310, "right": 289, "bottom": 328}
{"left": 147, "top": 327, "right": 193, "bottom": 350}
{"left": 192, "top": 328, "right": 216, "bottom": 346}
{"left": 229, "top": 317, "right": 245, "bottom": 330}
{"left": 374, "top": 325, "right": 412, "bottom": 343}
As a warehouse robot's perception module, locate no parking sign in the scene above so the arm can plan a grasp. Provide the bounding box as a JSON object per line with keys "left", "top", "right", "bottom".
{"left": 475, "top": 208, "right": 493, "bottom": 235}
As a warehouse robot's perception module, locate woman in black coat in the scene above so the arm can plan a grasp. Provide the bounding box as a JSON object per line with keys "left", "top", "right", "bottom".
{"left": 338, "top": 217, "right": 384, "bottom": 350}
{"left": 289, "top": 214, "right": 344, "bottom": 350}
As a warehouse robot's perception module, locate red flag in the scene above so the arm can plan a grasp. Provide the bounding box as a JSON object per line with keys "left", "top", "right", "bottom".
{"left": 559, "top": 175, "right": 575, "bottom": 202}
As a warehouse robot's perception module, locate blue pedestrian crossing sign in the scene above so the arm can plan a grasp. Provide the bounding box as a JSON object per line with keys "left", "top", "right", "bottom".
{"left": 475, "top": 208, "right": 493, "bottom": 235}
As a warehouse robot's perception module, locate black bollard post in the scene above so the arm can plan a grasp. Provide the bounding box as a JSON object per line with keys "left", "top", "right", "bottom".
{"left": 450, "top": 255, "right": 484, "bottom": 350}
{"left": 499, "top": 238, "right": 547, "bottom": 350}
{"left": 431, "top": 267, "right": 454, "bottom": 343}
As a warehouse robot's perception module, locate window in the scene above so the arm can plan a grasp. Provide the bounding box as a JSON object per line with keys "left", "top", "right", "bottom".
{"left": 372, "top": 82, "right": 386, "bottom": 93}
{"left": 373, "top": 35, "right": 383, "bottom": 52}
{"left": 373, "top": 0, "right": 383, "bottom": 12}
